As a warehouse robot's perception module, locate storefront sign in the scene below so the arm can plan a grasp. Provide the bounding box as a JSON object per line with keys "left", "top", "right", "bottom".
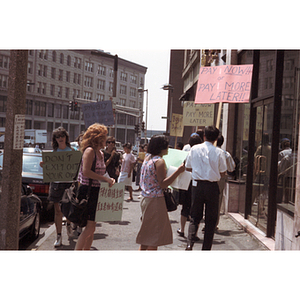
{"left": 183, "top": 102, "right": 214, "bottom": 126}
{"left": 82, "top": 100, "right": 115, "bottom": 128}
{"left": 42, "top": 151, "right": 82, "bottom": 182}
{"left": 170, "top": 113, "right": 183, "bottom": 137}
{"left": 95, "top": 182, "right": 125, "bottom": 222}
{"left": 195, "top": 65, "right": 253, "bottom": 104}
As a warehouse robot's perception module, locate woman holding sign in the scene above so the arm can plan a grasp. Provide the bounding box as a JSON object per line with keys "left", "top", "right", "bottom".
{"left": 136, "top": 135, "right": 185, "bottom": 250}
{"left": 75, "top": 123, "right": 115, "bottom": 250}
{"left": 41, "top": 127, "right": 74, "bottom": 248}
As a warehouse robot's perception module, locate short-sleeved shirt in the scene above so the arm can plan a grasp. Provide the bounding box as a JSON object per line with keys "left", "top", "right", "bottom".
{"left": 140, "top": 154, "right": 164, "bottom": 198}
{"left": 120, "top": 152, "right": 136, "bottom": 173}
{"left": 185, "top": 141, "right": 227, "bottom": 182}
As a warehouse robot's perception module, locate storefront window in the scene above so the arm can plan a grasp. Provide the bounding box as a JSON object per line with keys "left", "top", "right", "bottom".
{"left": 277, "top": 51, "right": 300, "bottom": 211}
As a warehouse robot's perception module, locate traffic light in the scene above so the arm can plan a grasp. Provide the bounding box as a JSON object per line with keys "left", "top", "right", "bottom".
{"left": 134, "top": 124, "right": 139, "bottom": 134}
{"left": 69, "top": 101, "right": 74, "bottom": 111}
{"left": 74, "top": 101, "right": 78, "bottom": 111}
{"left": 141, "top": 121, "right": 145, "bottom": 132}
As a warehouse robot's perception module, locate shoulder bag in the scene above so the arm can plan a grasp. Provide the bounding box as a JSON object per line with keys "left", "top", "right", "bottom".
{"left": 61, "top": 150, "right": 97, "bottom": 227}
{"left": 152, "top": 157, "right": 178, "bottom": 212}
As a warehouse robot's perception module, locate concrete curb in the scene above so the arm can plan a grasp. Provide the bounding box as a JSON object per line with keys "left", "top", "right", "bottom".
{"left": 228, "top": 212, "right": 275, "bottom": 250}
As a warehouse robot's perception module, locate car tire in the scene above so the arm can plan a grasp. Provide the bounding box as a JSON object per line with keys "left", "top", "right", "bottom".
{"left": 29, "top": 211, "right": 41, "bottom": 241}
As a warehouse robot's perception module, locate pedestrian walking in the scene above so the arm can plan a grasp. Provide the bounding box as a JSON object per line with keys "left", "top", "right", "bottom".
{"left": 135, "top": 144, "right": 146, "bottom": 190}
{"left": 103, "top": 136, "right": 121, "bottom": 181}
{"left": 118, "top": 143, "right": 136, "bottom": 201}
{"left": 177, "top": 133, "right": 203, "bottom": 238}
{"left": 40, "top": 127, "right": 74, "bottom": 247}
{"left": 75, "top": 123, "right": 115, "bottom": 250}
{"left": 136, "top": 135, "right": 185, "bottom": 250}
{"left": 185, "top": 126, "right": 227, "bottom": 250}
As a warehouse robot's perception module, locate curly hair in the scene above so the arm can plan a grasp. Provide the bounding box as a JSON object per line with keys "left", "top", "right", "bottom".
{"left": 80, "top": 123, "right": 108, "bottom": 152}
{"left": 52, "top": 127, "right": 71, "bottom": 151}
{"left": 147, "top": 135, "right": 169, "bottom": 156}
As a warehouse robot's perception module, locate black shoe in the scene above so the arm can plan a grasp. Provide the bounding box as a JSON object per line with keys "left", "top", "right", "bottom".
{"left": 185, "top": 240, "right": 194, "bottom": 250}
{"left": 177, "top": 229, "right": 184, "bottom": 237}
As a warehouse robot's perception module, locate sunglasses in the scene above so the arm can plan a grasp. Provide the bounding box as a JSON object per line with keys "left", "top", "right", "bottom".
{"left": 107, "top": 141, "right": 115, "bottom": 144}
{"left": 55, "top": 134, "right": 66, "bottom": 139}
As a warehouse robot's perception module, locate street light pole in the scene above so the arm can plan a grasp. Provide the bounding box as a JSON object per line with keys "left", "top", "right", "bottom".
{"left": 138, "top": 87, "right": 148, "bottom": 143}
{"left": 162, "top": 83, "right": 174, "bottom": 136}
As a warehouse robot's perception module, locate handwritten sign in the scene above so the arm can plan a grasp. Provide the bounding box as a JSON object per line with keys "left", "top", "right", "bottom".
{"left": 42, "top": 151, "right": 82, "bottom": 182}
{"left": 195, "top": 65, "right": 253, "bottom": 104}
{"left": 183, "top": 102, "right": 214, "bottom": 126}
{"left": 82, "top": 100, "right": 115, "bottom": 128}
{"left": 95, "top": 182, "right": 125, "bottom": 222}
{"left": 170, "top": 113, "right": 183, "bottom": 137}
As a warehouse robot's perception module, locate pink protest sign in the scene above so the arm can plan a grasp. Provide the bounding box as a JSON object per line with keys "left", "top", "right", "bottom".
{"left": 195, "top": 64, "right": 253, "bottom": 104}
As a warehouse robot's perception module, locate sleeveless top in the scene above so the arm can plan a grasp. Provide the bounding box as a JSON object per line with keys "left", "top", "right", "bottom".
{"left": 140, "top": 154, "right": 164, "bottom": 198}
{"left": 78, "top": 149, "right": 106, "bottom": 187}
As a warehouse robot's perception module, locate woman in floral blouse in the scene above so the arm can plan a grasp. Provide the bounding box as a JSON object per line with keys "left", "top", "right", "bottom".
{"left": 136, "top": 135, "right": 185, "bottom": 250}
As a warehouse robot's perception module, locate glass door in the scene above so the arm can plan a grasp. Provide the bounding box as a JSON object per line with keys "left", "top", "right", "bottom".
{"left": 250, "top": 101, "right": 274, "bottom": 232}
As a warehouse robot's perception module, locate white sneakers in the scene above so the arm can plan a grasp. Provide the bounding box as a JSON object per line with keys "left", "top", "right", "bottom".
{"left": 54, "top": 235, "right": 62, "bottom": 248}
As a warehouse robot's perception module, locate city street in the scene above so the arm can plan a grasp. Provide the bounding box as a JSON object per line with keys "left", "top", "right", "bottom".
{"left": 26, "top": 182, "right": 268, "bottom": 251}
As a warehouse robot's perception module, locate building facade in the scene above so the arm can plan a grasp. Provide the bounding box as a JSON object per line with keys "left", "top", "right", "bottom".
{"left": 0, "top": 50, "right": 147, "bottom": 148}
{"left": 166, "top": 49, "right": 300, "bottom": 250}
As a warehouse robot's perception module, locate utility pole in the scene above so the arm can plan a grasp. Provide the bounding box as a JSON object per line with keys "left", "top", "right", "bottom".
{"left": 0, "top": 50, "right": 28, "bottom": 250}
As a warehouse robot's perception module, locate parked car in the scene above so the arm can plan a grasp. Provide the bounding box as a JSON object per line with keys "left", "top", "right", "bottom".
{"left": 0, "top": 152, "right": 52, "bottom": 216}
{"left": 0, "top": 183, "right": 42, "bottom": 242}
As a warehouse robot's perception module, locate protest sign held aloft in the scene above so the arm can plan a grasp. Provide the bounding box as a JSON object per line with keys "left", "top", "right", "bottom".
{"left": 95, "top": 182, "right": 125, "bottom": 222}
{"left": 42, "top": 151, "right": 82, "bottom": 182}
{"left": 170, "top": 113, "right": 183, "bottom": 137}
{"left": 195, "top": 65, "right": 253, "bottom": 104}
{"left": 82, "top": 100, "right": 115, "bottom": 128}
{"left": 183, "top": 102, "right": 214, "bottom": 126}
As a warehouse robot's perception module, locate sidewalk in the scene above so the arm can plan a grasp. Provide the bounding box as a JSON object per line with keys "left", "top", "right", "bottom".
{"left": 32, "top": 186, "right": 270, "bottom": 251}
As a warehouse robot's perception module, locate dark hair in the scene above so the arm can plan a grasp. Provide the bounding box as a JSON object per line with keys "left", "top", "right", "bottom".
{"left": 204, "top": 126, "right": 219, "bottom": 142}
{"left": 176, "top": 142, "right": 184, "bottom": 150}
{"left": 196, "top": 129, "right": 204, "bottom": 141}
{"left": 189, "top": 135, "right": 202, "bottom": 147}
{"left": 217, "top": 134, "right": 224, "bottom": 147}
{"left": 147, "top": 135, "right": 169, "bottom": 156}
{"left": 106, "top": 136, "right": 116, "bottom": 143}
{"left": 123, "top": 142, "right": 132, "bottom": 149}
{"left": 52, "top": 127, "right": 70, "bottom": 151}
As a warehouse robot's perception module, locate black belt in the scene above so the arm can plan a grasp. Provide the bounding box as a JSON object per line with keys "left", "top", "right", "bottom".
{"left": 195, "top": 179, "right": 217, "bottom": 183}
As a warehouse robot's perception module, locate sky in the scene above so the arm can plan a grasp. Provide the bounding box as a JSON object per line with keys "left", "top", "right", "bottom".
{"left": 108, "top": 49, "right": 171, "bottom": 132}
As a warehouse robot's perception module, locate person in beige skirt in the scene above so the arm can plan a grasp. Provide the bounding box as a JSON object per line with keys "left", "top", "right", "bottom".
{"left": 136, "top": 135, "right": 185, "bottom": 250}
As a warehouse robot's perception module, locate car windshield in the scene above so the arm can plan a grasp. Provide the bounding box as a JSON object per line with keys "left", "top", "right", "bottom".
{"left": 22, "top": 155, "right": 43, "bottom": 174}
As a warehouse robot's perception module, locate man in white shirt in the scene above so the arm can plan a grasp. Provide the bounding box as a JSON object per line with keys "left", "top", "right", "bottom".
{"left": 185, "top": 126, "right": 227, "bottom": 250}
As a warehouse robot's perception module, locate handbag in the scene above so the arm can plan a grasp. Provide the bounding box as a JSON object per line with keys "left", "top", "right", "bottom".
{"left": 61, "top": 151, "right": 96, "bottom": 227}
{"left": 163, "top": 188, "right": 178, "bottom": 212}
{"left": 151, "top": 157, "right": 178, "bottom": 212}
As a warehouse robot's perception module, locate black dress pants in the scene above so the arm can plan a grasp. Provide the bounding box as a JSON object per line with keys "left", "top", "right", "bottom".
{"left": 187, "top": 180, "right": 220, "bottom": 250}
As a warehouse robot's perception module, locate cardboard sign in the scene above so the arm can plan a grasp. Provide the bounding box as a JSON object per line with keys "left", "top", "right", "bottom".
{"left": 42, "top": 151, "right": 82, "bottom": 182}
{"left": 170, "top": 113, "right": 183, "bottom": 137}
{"left": 167, "top": 166, "right": 192, "bottom": 190}
{"left": 82, "top": 100, "right": 115, "bottom": 128}
{"left": 163, "top": 148, "right": 188, "bottom": 169}
{"left": 95, "top": 182, "right": 125, "bottom": 222}
{"left": 195, "top": 64, "right": 253, "bottom": 104}
{"left": 183, "top": 102, "right": 214, "bottom": 126}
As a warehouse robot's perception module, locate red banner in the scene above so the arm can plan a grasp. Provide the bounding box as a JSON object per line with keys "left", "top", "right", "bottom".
{"left": 195, "top": 64, "right": 253, "bottom": 104}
